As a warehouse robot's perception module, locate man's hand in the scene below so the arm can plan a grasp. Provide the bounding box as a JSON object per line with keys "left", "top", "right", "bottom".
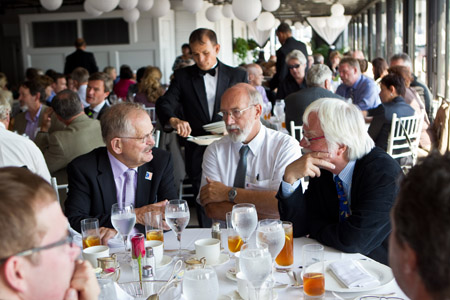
{"left": 169, "top": 117, "right": 191, "bottom": 137}
{"left": 283, "top": 152, "right": 336, "bottom": 184}
{"left": 40, "top": 108, "right": 54, "bottom": 132}
{"left": 63, "top": 260, "right": 100, "bottom": 300}
{"left": 135, "top": 200, "right": 169, "bottom": 228}
{"left": 99, "top": 227, "right": 116, "bottom": 245}
{"left": 200, "top": 177, "right": 230, "bottom": 206}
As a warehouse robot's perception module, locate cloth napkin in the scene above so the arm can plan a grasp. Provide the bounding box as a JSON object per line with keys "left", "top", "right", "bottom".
{"left": 328, "top": 260, "right": 380, "bottom": 288}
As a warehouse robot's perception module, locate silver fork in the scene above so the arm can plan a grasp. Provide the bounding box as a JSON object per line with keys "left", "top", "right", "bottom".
{"left": 331, "top": 291, "right": 397, "bottom": 300}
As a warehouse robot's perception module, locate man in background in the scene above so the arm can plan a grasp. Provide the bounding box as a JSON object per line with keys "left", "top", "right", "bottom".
{"left": 71, "top": 67, "right": 90, "bottom": 108}
{"left": 64, "top": 38, "right": 98, "bottom": 75}
{"left": 84, "top": 72, "right": 111, "bottom": 121}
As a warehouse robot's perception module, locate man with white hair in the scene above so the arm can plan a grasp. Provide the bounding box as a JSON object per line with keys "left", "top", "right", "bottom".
{"left": 199, "top": 83, "right": 301, "bottom": 225}
{"left": 276, "top": 50, "right": 308, "bottom": 99}
{"left": 277, "top": 98, "right": 402, "bottom": 264}
{"left": 245, "top": 63, "right": 270, "bottom": 105}
{"left": 336, "top": 57, "right": 380, "bottom": 111}
{"left": 285, "top": 64, "right": 344, "bottom": 133}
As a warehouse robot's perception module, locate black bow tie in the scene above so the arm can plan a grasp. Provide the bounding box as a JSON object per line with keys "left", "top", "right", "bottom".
{"left": 199, "top": 66, "right": 217, "bottom": 76}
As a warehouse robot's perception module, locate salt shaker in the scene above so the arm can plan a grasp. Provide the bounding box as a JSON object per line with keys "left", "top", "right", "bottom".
{"left": 211, "top": 222, "right": 221, "bottom": 247}
{"left": 143, "top": 247, "right": 156, "bottom": 278}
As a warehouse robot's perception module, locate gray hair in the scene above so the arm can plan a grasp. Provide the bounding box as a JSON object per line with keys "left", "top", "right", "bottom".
{"left": 100, "top": 102, "right": 146, "bottom": 144}
{"left": 0, "top": 93, "right": 11, "bottom": 121}
{"left": 303, "top": 98, "right": 374, "bottom": 160}
{"left": 306, "top": 64, "right": 332, "bottom": 88}
{"left": 71, "top": 67, "right": 89, "bottom": 84}
{"left": 286, "top": 50, "right": 307, "bottom": 65}
{"left": 390, "top": 53, "right": 413, "bottom": 69}
{"left": 52, "top": 90, "right": 83, "bottom": 120}
{"left": 89, "top": 72, "right": 113, "bottom": 93}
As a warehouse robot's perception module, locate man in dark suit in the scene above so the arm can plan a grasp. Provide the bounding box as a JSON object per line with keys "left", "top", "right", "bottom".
{"left": 285, "top": 64, "right": 344, "bottom": 134}
{"left": 156, "top": 28, "right": 247, "bottom": 225}
{"left": 84, "top": 72, "right": 110, "bottom": 120}
{"left": 65, "top": 102, "right": 178, "bottom": 235}
{"left": 64, "top": 38, "right": 98, "bottom": 75}
{"left": 270, "top": 23, "right": 308, "bottom": 91}
{"left": 277, "top": 98, "right": 402, "bottom": 265}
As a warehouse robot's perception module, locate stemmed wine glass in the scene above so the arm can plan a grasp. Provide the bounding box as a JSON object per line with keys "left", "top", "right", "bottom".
{"left": 231, "top": 203, "right": 258, "bottom": 245}
{"left": 111, "top": 203, "right": 136, "bottom": 251}
{"left": 165, "top": 199, "right": 190, "bottom": 259}
{"left": 256, "top": 219, "right": 285, "bottom": 279}
{"left": 239, "top": 243, "right": 272, "bottom": 300}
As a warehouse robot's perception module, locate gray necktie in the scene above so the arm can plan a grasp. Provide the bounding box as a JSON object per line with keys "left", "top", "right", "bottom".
{"left": 234, "top": 146, "right": 249, "bottom": 188}
{"left": 123, "top": 169, "right": 136, "bottom": 207}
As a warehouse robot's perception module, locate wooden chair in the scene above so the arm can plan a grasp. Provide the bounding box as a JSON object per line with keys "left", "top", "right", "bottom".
{"left": 290, "top": 121, "right": 303, "bottom": 142}
{"left": 387, "top": 113, "right": 424, "bottom": 169}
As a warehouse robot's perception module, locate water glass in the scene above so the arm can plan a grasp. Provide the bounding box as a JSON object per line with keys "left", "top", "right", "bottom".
{"left": 144, "top": 211, "right": 164, "bottom": 243}
{"left": 111, "top": 203, "right": 136, "bottom": 251}
{"left": 231, "top": 203, "right": 258, "bottom": 244}
{"left": 81, "top": 218, "right": 101, "bottom": 249}
{"left": 183, "top": 266, "right": 219, "bottom": 300}
{"left": 165, "top": 199, "right": 190, "bottom": 259}
{"left": 226, "top": 211, "right": 243, "bottom": 254}
{"left": 302, "top": 244, "right": 325, "bottom": 298}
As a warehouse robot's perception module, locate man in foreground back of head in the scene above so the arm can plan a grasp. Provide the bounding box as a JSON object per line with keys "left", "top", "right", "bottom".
{"left": 277, "top": 98, "right": 402, "bottom": 264}
{"left": 0, "top": 167, "right": 99, "bottom": 300}
{"left": 390, "top": 151, "right": 450, "bottom": 300}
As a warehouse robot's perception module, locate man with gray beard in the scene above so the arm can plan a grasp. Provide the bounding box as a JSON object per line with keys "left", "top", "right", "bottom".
{"left": 199, "top": 83, "right": 301, "bottom": 225}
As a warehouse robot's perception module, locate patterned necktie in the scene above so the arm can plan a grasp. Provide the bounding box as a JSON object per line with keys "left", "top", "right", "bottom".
{"left": 123, "top": 169, "right": 136, "bottom": 207}
{"left": 234, "top": 146, "right": 249, "bottom": 188}
{"left": 334, "top": 176, "right": 350, "bottom": 221}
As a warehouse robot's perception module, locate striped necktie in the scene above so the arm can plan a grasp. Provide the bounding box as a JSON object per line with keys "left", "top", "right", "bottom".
{"left": 334, "top": 176, "right": 350, "bottom": 221}
{"left": 123, "top": 169, "right": 136, "bottom": 207}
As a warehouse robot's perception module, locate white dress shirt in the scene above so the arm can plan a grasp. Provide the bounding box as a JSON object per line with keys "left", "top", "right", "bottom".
{"left": 0, "top": 122, "right": 51, "bottom": 182}
{"left": 200, "top": 125, "right": 302, "bottom": 202}
{"left": 204, "top": 64, "right": 218, "bottom": 120}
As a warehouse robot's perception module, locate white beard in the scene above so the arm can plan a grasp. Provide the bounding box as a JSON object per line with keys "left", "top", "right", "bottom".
{"left": 227, "top": 121, "right": 254, "bottom": 143}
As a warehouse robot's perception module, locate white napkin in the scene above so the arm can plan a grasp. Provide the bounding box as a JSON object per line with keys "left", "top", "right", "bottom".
{"left": 328, "top": 260, "right": 380, "bottom": 288}
{"left": 114, "top": 282, "right": 134, "bottom": 300}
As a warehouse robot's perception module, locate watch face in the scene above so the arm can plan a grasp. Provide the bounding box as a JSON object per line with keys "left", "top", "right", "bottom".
{"left": 229, "top": 188, "right": 237, "bottom": 200}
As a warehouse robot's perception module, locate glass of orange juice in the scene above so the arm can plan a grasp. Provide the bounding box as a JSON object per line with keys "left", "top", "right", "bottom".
{"left": 226, "top": 212, "right": 243, "bottom": 255}
{"left": 302, "top": 244, "right": 325, "bottom": 298}
{"left": 81, "top": 218, "right": 101, "bottom": 249}
{"left": 275, "top": 221, "right": 293, "bottom": 268}
{"left": 144, "top": 211, "right": 164, "bottom": 243}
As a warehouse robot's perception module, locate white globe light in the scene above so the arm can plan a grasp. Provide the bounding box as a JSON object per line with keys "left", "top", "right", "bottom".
{"left": 149, "top": 0, "right": 171, "bottom": 17}
{"left": 88, "top": 0, "right": 119, "bottom": 12}
{"left": 232, "top": 0, "right": 262, "bottom": 23}
{"left": 222, "top": 3, "right": 234, "bottom": 18}
{"left": 256, "top": 12, "right": 275, "bottom": 31}
{"left": 294, "top": 21, "right": 303, "bottom": 30}
{"left": 119, "top": 0, "right": 138, "bottom": 10}
{"left": 40, "top": 0, "right": 63, "bottom": 11}
{"left": 284, "top": 19, "right": 292, "bottom": 26}
{"left": 261, "top": 0, "right": 280, "bottom": 12}
{"left": 136, "top": 0, "right": 154, "bottom": 11}
{"left": 123, "top": 8, "right": 140, "bottom": 22}
{"left": 206, "top": 6, "right": 222, "bottom": 23}
{"left": 183, "top": 0, "right": 204, "bottom": 14}
{"left": 274, "top": 18, "right": 281, "bottom": 28}
{"left": 84, "top": 1, "right": 103, "bottom": 16}
{"left": 331, "top": 3, "right": 345, "bottom": 16}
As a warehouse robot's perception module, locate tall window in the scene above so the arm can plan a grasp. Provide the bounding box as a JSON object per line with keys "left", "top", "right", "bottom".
{"left": 32, "top": 21, "right": 77, "bottom": 48}
{"left": 415, "top": 0, "right": 427, "bottom": 82}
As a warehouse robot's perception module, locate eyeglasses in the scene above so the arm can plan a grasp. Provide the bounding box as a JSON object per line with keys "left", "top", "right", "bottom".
{"left": 302, "top": 134, "right": 325, "bottom": 146}
{"left": 0, "top": 234, "right": 74, "bottom": 264}
{"left": 119, "top": 128, "right": 156, "bottom": 144}
{"left": 218, "top": 105, "right": 255, "bottom": 119}
{"left": 288, "top": 64, "right": 301, "bottom": 69}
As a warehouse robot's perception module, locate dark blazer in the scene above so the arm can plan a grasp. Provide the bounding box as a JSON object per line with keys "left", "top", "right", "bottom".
{"left": 155, "top": 60, "right": 247, "bottom": 190}
{"left": 270, "top": 37, "right": 308, "bottom": 90}
{"left": 285, "top": 87, "right": 344, "bottom": 133}
{"left": 275, "top": 74, "right": 307, "bottom": 100}
{"left": 65, "top": 147, "right": 178, "bottom": 232}
{"left": 84, "top": 102, "right": 110, "bottom": 121}
{"left": 368, "top": 96, "right": 415, "bottom": 151}
{"left": 277, "top": 147, "right": 402, "bottom": 265}
{"left": 64, "top": 49, "right": 99, "bottom": 75}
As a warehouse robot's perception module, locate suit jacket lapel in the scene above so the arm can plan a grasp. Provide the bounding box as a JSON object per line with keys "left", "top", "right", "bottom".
{"left": 136, "top": 163, "right": 153, "bottom": 207}
{"left": 97, "top": 149, "right": 117, "bottom": 212}
{"left": 191, "top": 67, "right": 210, "bottom": 122}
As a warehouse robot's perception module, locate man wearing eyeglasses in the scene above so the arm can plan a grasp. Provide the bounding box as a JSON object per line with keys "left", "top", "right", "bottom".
{"left": 65, "top": 102, "right": 177, "bottom": 236}
{"left": 277, "top": 98, "right": 401, "bottom": 265}
{"left": 199, "top": 83, "right": 301, "bottom": 224}
{"left": 0, "top": 167, "right": 99, "bottom": 300}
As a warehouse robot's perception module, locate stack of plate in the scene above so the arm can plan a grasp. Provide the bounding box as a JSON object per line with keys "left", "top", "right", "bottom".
{"left": 203, "top": 121, "right": 226, "bottom": 134}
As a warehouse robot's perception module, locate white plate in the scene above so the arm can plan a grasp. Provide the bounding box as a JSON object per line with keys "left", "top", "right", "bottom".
{"left": 203, "top": 121, "right": 225, "bottom": 129}
{"left": 190, "top": 253, "right": 230, "bottom": 266}
{"left": 187, "top": 135, "right": 222, "bottom": 146}
{"left": 305, "top": 260, "right": 394, "bottom": 293}
{"left": 157, "top": 255, "right": 173, "bottom": 268}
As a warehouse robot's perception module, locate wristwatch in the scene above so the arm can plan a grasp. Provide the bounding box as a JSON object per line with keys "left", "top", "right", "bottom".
{"left": 228, "top": 188, "right": 237, "bottom": 202}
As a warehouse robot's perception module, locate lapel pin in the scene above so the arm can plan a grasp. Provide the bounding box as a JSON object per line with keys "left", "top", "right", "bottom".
{"left": 145, "top": 171, "right": 153, "bottom": 180}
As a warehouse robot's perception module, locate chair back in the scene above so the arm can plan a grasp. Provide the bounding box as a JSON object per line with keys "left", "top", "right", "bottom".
{"left": 387, "top": 113, "right": 424, "bottom": 167}
{"left": 290, "top": 121, "right": 303, "bottom": 142}
{"left": 51, "top": 177, "right": 69, "bottom": 209}
{"left": 144, "top": 107, "right": 157, "bottom": 124}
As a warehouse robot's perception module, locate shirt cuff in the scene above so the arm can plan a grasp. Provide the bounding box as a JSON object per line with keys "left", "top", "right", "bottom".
{"left": 281, "top": 179, "right": 301, "bottom": 197}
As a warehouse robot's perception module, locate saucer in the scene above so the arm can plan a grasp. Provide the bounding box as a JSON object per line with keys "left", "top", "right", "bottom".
{"left": 156, "top": 255, "right": 173, "bottom": 268}
{"left": 191, "top": 253, "right": 230, "bottom": 267}
{"left": 226, "top": 268, "right": 237, "bottom": 281}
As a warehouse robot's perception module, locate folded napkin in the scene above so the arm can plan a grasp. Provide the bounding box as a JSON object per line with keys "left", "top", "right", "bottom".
{"left": 328, "top": 260, "right": 380, "bottom": 288}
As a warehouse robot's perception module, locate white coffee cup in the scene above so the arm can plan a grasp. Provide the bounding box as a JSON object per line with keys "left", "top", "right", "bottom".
{"left": 195, "top": 238, "right": 220, "bottom": 265}
{"left": 145, "top": 240, "right": 164, "bottom": 266}
{"left": 82, "top": 245, "right": 109, "bottom": 267}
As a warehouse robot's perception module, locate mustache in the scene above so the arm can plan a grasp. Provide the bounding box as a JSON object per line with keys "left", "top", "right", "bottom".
{"left": 226, "top": 125, "right": 241, "bottom": 131}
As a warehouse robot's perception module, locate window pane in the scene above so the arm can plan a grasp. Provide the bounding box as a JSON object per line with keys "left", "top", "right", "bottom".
{"left": 415, "top": 0, "right": 427, "bottom": 82}
{"left": 32, "top": 21, "right": 77, "bottom": 48}
{"left": 82, "top": 18, "right": 129, "bottom": 45}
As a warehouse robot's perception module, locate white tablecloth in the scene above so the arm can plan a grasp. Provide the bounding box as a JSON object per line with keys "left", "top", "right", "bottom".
{"left": 116, "top": 228, "right": 409, "bottom": 300}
